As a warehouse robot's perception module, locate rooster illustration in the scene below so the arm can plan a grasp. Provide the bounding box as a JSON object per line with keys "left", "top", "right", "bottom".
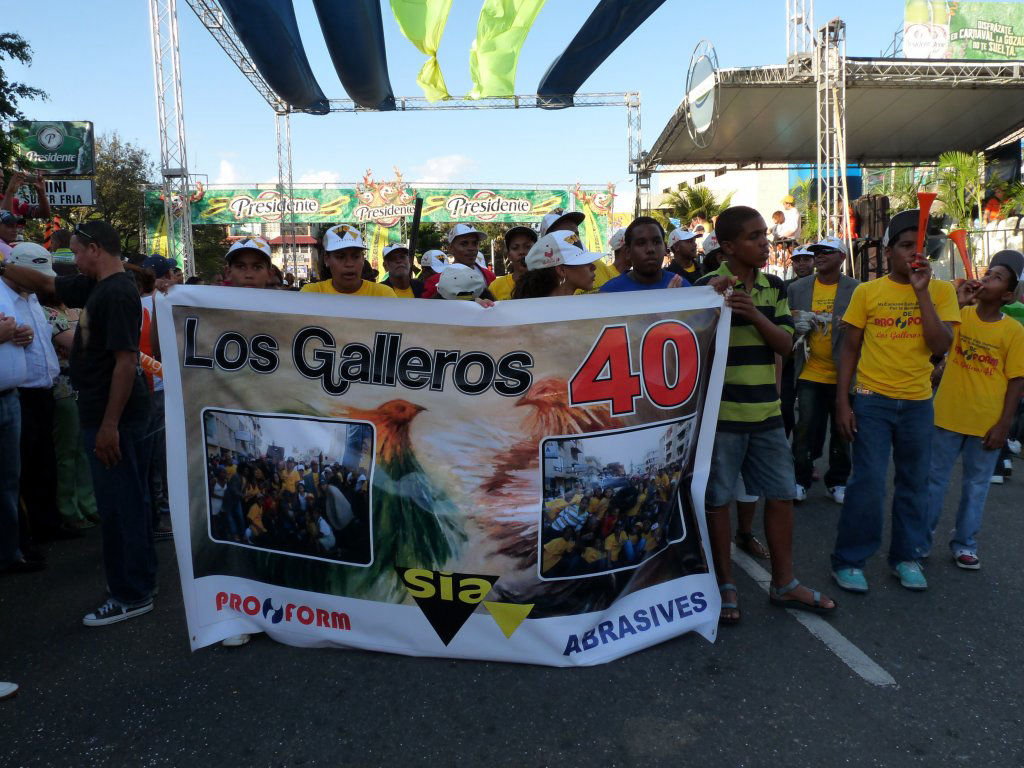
{"left": 331, "top": 399, "right": 467, "bottom": 601}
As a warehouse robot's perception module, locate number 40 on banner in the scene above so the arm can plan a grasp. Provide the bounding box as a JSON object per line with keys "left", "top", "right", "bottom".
{"left": 569, "top": 321, "right": 700, "bottom": 416}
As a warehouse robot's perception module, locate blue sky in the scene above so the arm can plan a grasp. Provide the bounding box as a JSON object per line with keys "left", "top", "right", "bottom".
{"left": 6, "top": 1, "right": 903, "bottom": 195}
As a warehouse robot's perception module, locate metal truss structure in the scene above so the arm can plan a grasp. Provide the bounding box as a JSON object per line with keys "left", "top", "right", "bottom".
{"left": 149, "top": 0, "right": 195, "bottom": 274}
{"left": 786, "top": 0, "right": 815, "bottom": 76}
{"left": 144, "top": 0, "right": 645, "bottom": 266}
{"left": 815, "top": 18, "right": 849, "bottom": 248}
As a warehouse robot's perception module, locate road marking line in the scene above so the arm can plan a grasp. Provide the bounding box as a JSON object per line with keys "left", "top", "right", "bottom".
{"left": 731, "top": 547, "right": 898, "bottom": 688}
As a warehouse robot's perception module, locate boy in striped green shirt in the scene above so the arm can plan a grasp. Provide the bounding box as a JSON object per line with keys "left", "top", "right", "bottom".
{"left": 696, "top": 206, "right": 836, "bottom": 623}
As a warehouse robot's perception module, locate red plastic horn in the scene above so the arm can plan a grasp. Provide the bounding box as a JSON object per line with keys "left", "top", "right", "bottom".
{"left": 916, "top": 191, "right": 938, "bottom": 255}
{"left": 948, "top": 228, "right": 973, "bottom": 279}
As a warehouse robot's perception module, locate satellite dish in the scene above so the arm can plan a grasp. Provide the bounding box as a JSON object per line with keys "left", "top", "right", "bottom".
{"left": 685, "top": 40, "right": 720, "bottom": 149}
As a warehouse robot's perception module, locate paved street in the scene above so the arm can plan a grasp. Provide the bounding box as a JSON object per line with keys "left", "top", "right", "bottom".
{"left": 2, "top": 457, "right": 1021, "bottom": 768}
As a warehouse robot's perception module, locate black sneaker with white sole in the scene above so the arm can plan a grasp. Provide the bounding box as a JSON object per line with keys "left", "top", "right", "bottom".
{"left": 82, "top": 598, "right": 154, "bottom": 627}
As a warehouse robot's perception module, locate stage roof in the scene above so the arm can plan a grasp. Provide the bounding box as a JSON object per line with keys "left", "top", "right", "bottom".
{"left": 644, "top": 58, "right": 1024, "bottom": 171}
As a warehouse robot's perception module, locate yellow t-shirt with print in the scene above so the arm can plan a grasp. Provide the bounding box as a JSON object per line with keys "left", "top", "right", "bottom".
{"left": 301, "top": 279, "right": 397, "bottom": 298}
{"left": 282, "top": 469, "right": 301, "bottom": 494}
{"left": 391, "top": 285, "right": 415, "bottom": 299}
{"left": 604, "top": 531, "right": 625, "bottom": 562}
{"left": 490, "top": 274, "right": 516, "bottom": 301}
{"left": 842, "top": 277, "right": 960, "bottom": 400}
{"left": 542, "top": 537, "right": 574, "bottom": 572}
{"left": 934, "top": 305, "right": 1024, "bottom": 437}
{"left": 800, "top": 279, "right": 839, "bottom": 384}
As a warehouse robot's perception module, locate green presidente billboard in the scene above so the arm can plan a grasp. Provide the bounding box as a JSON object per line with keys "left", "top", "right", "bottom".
{"left": 11, "top": 121, "right": 95, "bottom": 175}
{"left": 904, "top": 1, "right": 1024, "bottom": 59}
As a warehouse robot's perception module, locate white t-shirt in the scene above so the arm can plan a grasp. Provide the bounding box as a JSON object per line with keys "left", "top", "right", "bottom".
{"left": 780, "top": 207, "right": 800, "bottom": 239}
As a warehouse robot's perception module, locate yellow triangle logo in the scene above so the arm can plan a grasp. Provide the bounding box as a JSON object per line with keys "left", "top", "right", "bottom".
{"left": 483, "top": 601, "right": 534, "bottom": 639}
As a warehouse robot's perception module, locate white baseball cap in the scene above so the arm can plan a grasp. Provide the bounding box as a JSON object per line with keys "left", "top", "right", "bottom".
{"left": 539, "top": 210, "right": 585, "bottom": 237}
{"left": 702, "top": 231, "right": 721, "bottom": 255}
{"left": 608, "top": 227, "right": 626, "bottom": 252}
{"left": 667, "top": 229, "right": 697, "bottom": 248}
{"left": 806, "top": 236, "right": 848, "bottom": 256}
{"left": 792, "top": 246, "right": 815, "bottom": 258}
{"left": 525, "top": 231, "right": 602, "bottom": 271}
{"left": 436, "top": 263, "right": 486, "bottom": 300}
{"left": 323, "top": 224, "right": 366, "bottom": 252}
{"left": 447, "top": 223, "right": 483, "bottom": 244}
{"left": 421, "top": 249, "right": 448, "bottom": 273}
{"left": 475, "top": 252, "right": 487, "bottom": 268}
{"left": 8, "top": 241, "right": 55, "bottom": 276}
{"left": 382, "top": 244, "right": 409, "bottom": 259}
{"left": 225, "top": 236, "right": 272, "bottom": 263}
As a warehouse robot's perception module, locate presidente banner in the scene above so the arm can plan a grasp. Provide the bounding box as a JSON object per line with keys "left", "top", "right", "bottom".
{"left": 904, "top": 1, "right": 1024, "bottom": 59}
{"left": 158, "top": 287, "right": 727, "bottom": 665}
{"left": 11, "top": 121, "right": 95, "bottom": 175}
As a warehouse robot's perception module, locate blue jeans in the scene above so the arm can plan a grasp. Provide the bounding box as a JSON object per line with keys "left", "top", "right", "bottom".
{"left": 925, "top": 426, "right": 1000, "bottom": 556}
{"left": 0, "top": 391, "right": 21, "bottom": 568}
{"left": 83, "top": 419, "right": 157, "bottom": 605}
{"left": 831, "top": 394, "right": 934, "bottom": 570}
{"left": 792, "top": 381, "right": 851, "bottom": 488}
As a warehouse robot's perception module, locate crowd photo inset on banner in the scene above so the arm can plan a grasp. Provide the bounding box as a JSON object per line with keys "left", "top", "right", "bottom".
{"left": 203, "top": 410, "right": 374, "bottom": 567}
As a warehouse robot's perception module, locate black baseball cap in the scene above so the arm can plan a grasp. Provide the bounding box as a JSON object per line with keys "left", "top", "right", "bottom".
{"left": 73, "top": 220, "right": 121, "bottom": 255}
{"left": 882, "top": 209, "right": 919, "bottom": 248}
{"left": 503, "top": 225, "right": 538, "bottom": 249}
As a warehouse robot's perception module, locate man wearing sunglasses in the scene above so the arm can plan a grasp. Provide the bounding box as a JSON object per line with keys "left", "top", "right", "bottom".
{"left": 0, "top": 220, "right": 156, "bottom": 626}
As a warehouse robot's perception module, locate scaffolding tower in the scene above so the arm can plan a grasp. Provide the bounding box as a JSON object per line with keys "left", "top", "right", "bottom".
{"left": 786, "top": 0, "right": 815, "bottom": 76}
{"left": 814, "top": 18, "right": 850, "bottom": 249}
{"left": 149, "top": 0, "right": 195, "bottom": 274}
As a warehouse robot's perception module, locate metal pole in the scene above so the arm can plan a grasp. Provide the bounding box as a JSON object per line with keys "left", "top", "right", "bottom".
{"left": 284, "top": 111, "right": 297, "bottom": 278}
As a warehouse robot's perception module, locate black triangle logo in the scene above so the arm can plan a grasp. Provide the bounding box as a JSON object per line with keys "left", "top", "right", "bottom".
{"left": 396, "top": 568, "right": 499, "bottom": 646}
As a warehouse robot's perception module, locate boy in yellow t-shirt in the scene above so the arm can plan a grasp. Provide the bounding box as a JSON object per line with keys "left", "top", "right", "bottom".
{"left": 925, "top": 250, "right": 1024, "bottom": 570}
{"left": 832, "top": 210, "right": 960, "bottom": 594}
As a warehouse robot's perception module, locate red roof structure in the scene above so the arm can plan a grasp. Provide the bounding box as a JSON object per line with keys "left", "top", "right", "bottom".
{"left": 268, "top": 235, "right": 317, "bottom": 246}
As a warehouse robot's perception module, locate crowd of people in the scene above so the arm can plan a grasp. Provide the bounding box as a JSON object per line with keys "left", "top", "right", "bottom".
{"left": 540, "top": 466, "right": 682, "bottom": 578}
{"left": 206, "top": 453, "right": 370, "bottom": 564}
{"left": 2, "top": 183, "right": 1023, "bottom": 699}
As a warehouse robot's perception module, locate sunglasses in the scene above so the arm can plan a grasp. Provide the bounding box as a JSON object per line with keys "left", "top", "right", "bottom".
{"left": 73, "top": 223, "right": 97, "bottom": 244}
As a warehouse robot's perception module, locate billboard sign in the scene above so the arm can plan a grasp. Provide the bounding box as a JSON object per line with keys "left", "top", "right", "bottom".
{"left": 904, "top": 1, "right": 1024, "bottom": 59}
{"left": 11, "top": 121, "right": 95, "bottom": 175}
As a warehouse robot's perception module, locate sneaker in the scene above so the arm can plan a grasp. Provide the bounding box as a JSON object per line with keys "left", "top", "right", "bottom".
{"left": 153, "top": 524, "right": 173, "bottom": 541}
{"left": 83, "top": 598, "right": 154, "bottom": 627}
{"left": 793, "top": 484, "right": 807, "bottom": 502}
{"left": 1008, "top": 439, "right": 1022, "bottom": 456}
{"left": 991, "top": 474, "right": 1005, "bottom": 485}
{"left": 221, "top": 633, "right": 251, "bottom": 647}
{"left": 827, "top": 485, "right": 846, "bottom": 504}
{"left": 0, "top": 682, "right": 17, "bottom": 701}
{"left": 892, "top": 561, "right": 928, "bottom": 591}
{"left": 954, "top": 552, "right": 980, "bottom": 570}
{"left": 1001, "top": 458, "right": 1013, "bottom": 475}
{"left": 832, "top": 567, "right": 868, "bottom": 593}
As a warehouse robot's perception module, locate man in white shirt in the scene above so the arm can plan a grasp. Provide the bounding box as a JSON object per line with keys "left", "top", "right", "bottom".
{"left": 1, "top": 243, "right": 62, "bottom": 546}
{"left": 0, "top": 252, "right": 40, "bottom": 576}
{"left": 780, "top": 195, "right": 801, "bottom": 241}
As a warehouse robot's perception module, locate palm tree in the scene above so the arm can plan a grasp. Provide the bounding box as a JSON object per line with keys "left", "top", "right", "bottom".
{"left": 657, "top": 183, "right": 734, "bottom": 225}
{"left": 867, "top": 166, "right": 921, "bottom": 214}
{"left": 937, "top": 151, "right": 983, "bottom": 230}
{"left": 789, "top": 178, "right": 819, "bottom": 242}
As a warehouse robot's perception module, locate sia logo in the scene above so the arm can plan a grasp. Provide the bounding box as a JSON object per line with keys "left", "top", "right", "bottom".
{"left": 396, "top": 568, "right": 533, "bottom": 646}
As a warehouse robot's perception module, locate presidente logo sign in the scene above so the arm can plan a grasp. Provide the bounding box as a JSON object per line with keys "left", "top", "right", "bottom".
{"left": 396, "top": 567, "right": 533, "bottom": 646}
{"left": 200, "top": 189, "right": 350, "bottom": 223}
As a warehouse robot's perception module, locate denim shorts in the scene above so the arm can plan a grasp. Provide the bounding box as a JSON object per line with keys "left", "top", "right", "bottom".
{"left": 706, "top": 427, "right": 796, "bottom": 507}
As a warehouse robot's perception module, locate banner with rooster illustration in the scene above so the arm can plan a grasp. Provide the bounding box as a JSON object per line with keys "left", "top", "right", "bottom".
{"left": 158, "top": 286, "right": 728, "bottom": 665}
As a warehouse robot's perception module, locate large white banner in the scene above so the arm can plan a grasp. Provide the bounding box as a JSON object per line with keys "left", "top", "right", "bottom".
{"left": 158, "top": 286, "right": 729, "bottom": 666}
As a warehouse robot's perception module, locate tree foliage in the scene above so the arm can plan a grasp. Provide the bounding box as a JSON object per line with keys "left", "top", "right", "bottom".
{"left": 657, "top": 183, "right": 734, "bottom": 225}
{"left": 937, "top": 151, "right": 983, "bottom": 230}
{"left": 0, "top": 33, "right": 47, "bottom": 171}
{"left": 191, "top": 224, "right": 230, "bottom": 282}
{"left": 68, "top": 133, "right": 155, "bottom": 252}
{"left": 867, "top": 166, "right": 921, "bottom": 214}
{"left": 789, "top": 178, "right": 819, "bottom": 242}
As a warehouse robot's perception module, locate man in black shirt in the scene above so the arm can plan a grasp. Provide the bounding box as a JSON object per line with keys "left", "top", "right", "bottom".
{"left": 1, "top": 220, "right": 156, "bottom": 626}
{"left": 665, "top": 228, "right": 701, "bottom": 282}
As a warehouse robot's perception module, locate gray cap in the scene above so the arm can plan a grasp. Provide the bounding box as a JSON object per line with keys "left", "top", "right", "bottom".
{"left": 882, "top": 209, "right": 920, "bottom": 248}
{"left": 989, "top": 249, "right": 1024, "bottom": 287}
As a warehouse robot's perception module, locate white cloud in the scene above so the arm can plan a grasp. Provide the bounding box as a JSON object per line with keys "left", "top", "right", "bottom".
{"left": 411, "top": 154, "right": 477, "bottom": 184}
{"left": 215, "top": 158, "right": 240, "bottom": 185}
{"left": 297, "top": 169, "right": 341, "bottom": 184}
